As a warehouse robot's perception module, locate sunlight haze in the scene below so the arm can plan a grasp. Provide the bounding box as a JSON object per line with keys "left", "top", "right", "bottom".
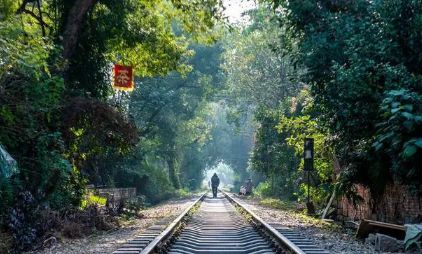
{"left": 223, "top": 0, "right": 256, "bottom": 24}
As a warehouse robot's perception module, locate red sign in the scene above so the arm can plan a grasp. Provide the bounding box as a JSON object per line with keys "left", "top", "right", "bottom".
{"left": 113, "top": 64, "right": 134, "bottom": 91}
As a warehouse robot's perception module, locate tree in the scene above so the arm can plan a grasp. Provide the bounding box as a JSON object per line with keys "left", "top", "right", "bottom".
{"left": 265, "top": 0, "right": 422, "bottom": 196}
{"left": 0, "top": 0, "right": 224, "bottom": 249}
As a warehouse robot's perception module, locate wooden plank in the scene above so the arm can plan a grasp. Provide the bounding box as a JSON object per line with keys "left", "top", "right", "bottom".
{"left": 356, "top": 219, "right": 406, "bottom": 240}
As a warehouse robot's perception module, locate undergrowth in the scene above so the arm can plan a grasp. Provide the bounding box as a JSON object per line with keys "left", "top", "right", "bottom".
{"left": 259, "top": 198, "right": 296, "bottom": 211}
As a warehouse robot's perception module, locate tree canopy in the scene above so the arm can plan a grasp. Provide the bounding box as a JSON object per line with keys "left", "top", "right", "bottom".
{"left": 1, "top": 0, "right": 422, "bottom": 251}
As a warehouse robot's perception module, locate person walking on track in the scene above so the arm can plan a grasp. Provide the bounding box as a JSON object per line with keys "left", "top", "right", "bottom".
{"left": 211, "top": 173, "right": 220, "bottom": 198}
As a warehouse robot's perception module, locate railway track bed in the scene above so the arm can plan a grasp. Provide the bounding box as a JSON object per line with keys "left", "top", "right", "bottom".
{"left": 113, "top": 192, "right": 330, "bottom": 254}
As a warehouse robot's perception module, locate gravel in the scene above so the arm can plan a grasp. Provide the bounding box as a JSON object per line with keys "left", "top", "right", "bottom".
{"left": 27, "top": 193, "right": 407, "bottom": 253}
{"left": 29, "top": 196, "right": 197, "bottom": 254}
{"left": 236, "top": 196, "right": 383, "bottom": 254}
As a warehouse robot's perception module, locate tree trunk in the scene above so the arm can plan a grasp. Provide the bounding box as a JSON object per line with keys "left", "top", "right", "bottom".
{"left": 62, "top": 0, "right": 98, "bottom": 60}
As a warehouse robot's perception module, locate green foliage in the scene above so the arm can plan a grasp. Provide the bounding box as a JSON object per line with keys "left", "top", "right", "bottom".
{"left": 265, "top": 0, "right": 422, "bottom": 193}
{"left": 0, "top": 16, "right": 78, "bottom": 212}
{"left": 250, "top": 108, "right": 300, "bottom": 200}
{"left": 277, "top": 114, "right": 333, "bottom": 183}
{"left": 202, "top": 103, "right": 254, "bottom": 188}
{"left": 64, "top": 0, "right": 223, "bottom": 97}
{"left": 81, "top": 194, "right": 107, "bottom": 209}
{"left": 277, "top": 113, "right": 333, "bottom": 207}
{"left": 222, "top": 7, "right": 301, "bottom": 110}
{"left": 374, "top": 89, "right": 422, "bottom": 187}
{"left": 254, "top": 181, "right": 273, "bottom": 198}
{"left": 221, "top": 6, "right": 311, "bottom": 202}
{"left": 123, "top": 43, "right": 224, "bottom": 191}
{"left": 0, "top": 0, "right": 224, "bottom": 250}
{"left": 0, "top": 0, "right": 18, "bottom": 19}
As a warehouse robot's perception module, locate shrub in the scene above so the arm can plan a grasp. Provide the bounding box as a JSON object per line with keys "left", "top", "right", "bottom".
{"left": 254, "top": 181, "right": 273, "bottom": 198}
{"left": 81, "top": 194, "right": 107, "bottom": 209}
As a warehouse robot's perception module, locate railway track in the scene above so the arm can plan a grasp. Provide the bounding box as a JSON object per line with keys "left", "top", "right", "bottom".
{"left": 113, "top": 192, "right": 330, "bottom": 254}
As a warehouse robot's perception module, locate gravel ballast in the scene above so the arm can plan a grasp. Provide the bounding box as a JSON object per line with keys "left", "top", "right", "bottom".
{"left": 236, "top": 196, "right": 381, "bottom": 254}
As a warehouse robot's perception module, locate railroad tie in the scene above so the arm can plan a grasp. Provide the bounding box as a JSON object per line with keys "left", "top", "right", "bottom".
{"left": 168, "top": 194, "right": 275, "bottom": 254}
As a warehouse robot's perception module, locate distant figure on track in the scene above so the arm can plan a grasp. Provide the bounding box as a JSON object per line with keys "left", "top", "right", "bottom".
{"left": 245, "top": 178, "right": 253, "bottom": 195}
{"left": 211, "top": 173, "right": 220, "bottom": 198}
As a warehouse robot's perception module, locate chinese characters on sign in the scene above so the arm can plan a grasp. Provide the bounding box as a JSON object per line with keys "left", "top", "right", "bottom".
{"left": 113, "top": 64, "right": 134, "bottom": 91}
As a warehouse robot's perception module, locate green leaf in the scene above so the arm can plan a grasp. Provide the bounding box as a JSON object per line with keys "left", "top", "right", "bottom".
{"left": 402, "top": 104, "right": 413, "bottom": 111}
{"left": 414, "top": 138, "right": 422, "bottom": 148}
{"left": 391, "top": 107, "right": 400, "bottom": 114}
{"left": 403, "top": 121, "right": 414, "bottom": 131}
{"left": 373, "top": 141, "right": 383, "bottom": 151}
{"left": 402, "top": 145, "right": 417, "bottom": 158}
{"left": 401, "top": 112, "right": 414, "bottom": 119}
{"left": 391, "top": 102, "right": 400, "bottom": 108}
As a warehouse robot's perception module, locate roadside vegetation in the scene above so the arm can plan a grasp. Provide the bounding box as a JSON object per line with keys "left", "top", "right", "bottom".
{"left": 223, "top": 0, "right": 422, "bottom": 215}
{"left": 1, "top": 0, "right": 422, "bottom": 252}
{"left": 0, "top": 0, "right": 226, "bottom": 251}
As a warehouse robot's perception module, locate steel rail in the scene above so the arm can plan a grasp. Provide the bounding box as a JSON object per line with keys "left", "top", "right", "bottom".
{"left": 222, "top": 191, "right": 307, "bottom": 254}
{"left": 140, "top": 192, "right": 206, "bottom": 254}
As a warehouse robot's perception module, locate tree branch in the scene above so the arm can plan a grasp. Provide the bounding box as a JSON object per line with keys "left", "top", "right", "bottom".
{"left": 21, "top": 9, "right": 50, "bottom": 31}
{"left": 16, "top": 0, "right": 35, "bottom": 14}
{"left": 62, "top": 0, "right": 98, "bottom": 60}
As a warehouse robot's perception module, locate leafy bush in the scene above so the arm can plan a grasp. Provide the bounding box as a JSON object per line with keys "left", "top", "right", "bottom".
{"left": 374, "top": 89, "right": 422, "bottom": 189}
{"left": 81, "top": 194, "right": 107, "bottom": 209}
{"left": 267, "top": 0, "right": 422, "bottom": 196}
{"left": 254, "top": 181, "right": 273, "bottom": 198}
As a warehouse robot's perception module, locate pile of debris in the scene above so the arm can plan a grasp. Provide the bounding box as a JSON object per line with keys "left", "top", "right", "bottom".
{"left": 357, "top": 219, "right": 422, "bottom": 253}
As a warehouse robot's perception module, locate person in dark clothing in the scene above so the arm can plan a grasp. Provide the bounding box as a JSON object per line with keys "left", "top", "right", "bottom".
{"left": 245, "top": 178, "right": 253, "bottom": 195}
{"left": 211, "top": 173, "right": 220, "bottom": 198}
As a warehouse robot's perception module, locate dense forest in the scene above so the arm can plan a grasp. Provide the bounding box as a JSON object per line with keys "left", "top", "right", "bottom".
{"left": 1, "top": 0, "right": 422, "bottom": 251}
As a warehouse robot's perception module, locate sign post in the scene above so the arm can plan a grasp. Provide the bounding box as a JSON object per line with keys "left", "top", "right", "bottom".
{"left": 304, "top": 138, "right": 315, "bottom": 214}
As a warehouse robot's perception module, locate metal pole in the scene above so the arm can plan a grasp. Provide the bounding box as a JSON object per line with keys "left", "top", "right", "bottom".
{"left": 307, "top": 171, "right": 310, "bottom": 204}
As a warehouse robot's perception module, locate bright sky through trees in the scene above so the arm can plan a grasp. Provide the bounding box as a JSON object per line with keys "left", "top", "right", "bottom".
{"left": 223, "top": 0, "right": 256, "bottom": 24}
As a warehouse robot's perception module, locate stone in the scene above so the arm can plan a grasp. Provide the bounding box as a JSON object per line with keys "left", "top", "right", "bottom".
{"left": 374, "top": 233, "right": 404, "bottom": 252}
{"left": 365, "top": 233, "right": 376, "bottom": 245}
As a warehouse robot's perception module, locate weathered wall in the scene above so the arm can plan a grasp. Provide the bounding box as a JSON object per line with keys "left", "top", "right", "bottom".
{"left": 338, "top": 183, "right": 422, "bottom": 224}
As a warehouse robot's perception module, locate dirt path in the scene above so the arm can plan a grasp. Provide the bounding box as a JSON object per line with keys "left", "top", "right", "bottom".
{"left": 30, "top": 196, "right": 197, "bottom": 254}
